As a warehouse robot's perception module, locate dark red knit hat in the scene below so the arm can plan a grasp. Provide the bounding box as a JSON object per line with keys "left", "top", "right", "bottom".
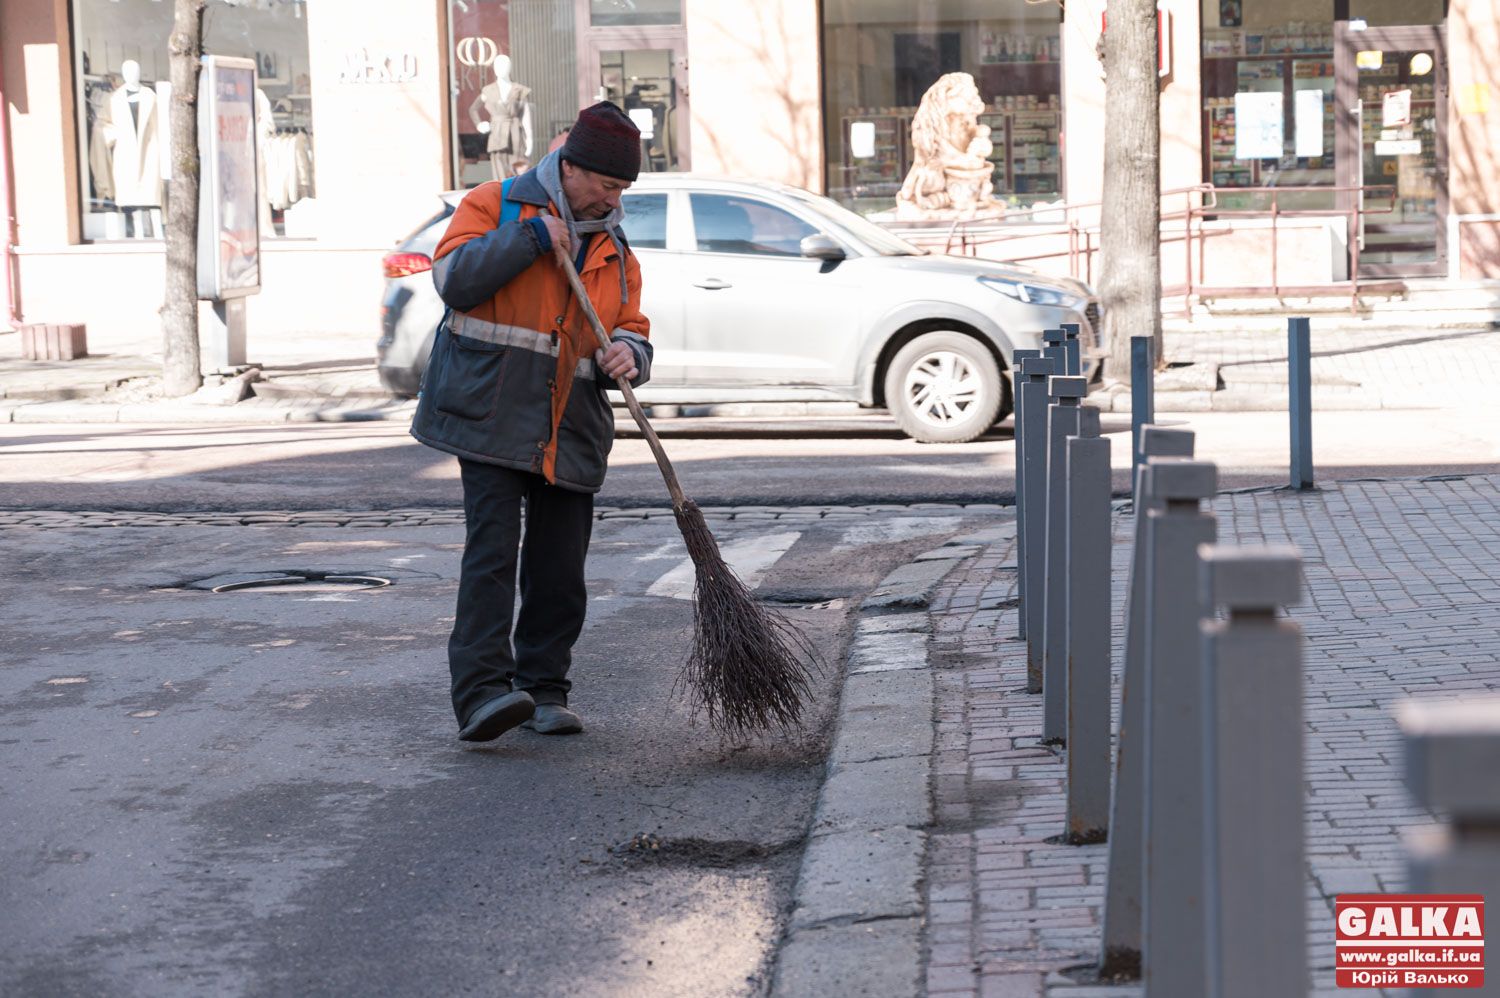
{"left": 561, "top": 102, "right": 641, "bottom": 181}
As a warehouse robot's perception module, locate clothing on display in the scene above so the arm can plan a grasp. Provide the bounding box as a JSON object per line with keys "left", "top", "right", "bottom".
{"left": 472, "top": 82, "right": 532, "bottom": 180}
{"left": 104, "top": 66, "right": 162, "bottom": 208}
{"left": 261, "top": 131, "right": 314, "bottom": 211}
{"left": 86, "top": 80, "right": 115, "bottom": 202}
{"left": 469, "top": 55, "right": 533, "bottom": 181}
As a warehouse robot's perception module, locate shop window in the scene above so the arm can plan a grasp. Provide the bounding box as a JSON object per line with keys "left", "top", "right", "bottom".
{"left": 449, "top": 0, "right": 580, "bottom": 188}
{"left": 590, "top": 0, "right": 681, "bottom": 28}
{"left": 822, "top": 0, "right": 1063, "bottom": 217}
{"left": 1348, "top": 0, "right": 1445, "bottom": 27}
{"left": 74, "top": 0, "right": 314, "bottom": 241}
{"left": 1200, "top": 0, "right": 1336, "bottom": 210}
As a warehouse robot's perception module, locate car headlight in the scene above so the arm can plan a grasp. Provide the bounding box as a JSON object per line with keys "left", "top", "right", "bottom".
{"left": 978, "top": 276, "right": 1085, "bottom": 309}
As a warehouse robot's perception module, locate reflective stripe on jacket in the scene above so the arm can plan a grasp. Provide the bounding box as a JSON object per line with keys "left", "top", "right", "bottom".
{"left": 409, "top": 170, "right": 652, "bottom": 492}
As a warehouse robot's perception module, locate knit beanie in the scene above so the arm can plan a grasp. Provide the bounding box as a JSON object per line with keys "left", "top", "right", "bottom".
{"left": 561, "top": 102, "right": 642, "bottom": 181}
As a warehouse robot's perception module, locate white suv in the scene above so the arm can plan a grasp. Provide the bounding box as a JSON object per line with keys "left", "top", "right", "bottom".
{"left": 377, "top": 175, "right": 1098, "bottom": 443}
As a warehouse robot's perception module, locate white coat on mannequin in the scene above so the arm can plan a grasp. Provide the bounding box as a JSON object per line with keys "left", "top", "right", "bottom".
{"left": 105, "top": 60, "right": 163, "bottom": 207}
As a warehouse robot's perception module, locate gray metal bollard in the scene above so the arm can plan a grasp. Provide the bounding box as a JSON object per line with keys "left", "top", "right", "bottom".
{"left": 1140, "top": 458, "right": 1218, "bottom": 998}
{"left": 1099, "top": 427, "right": 1197, "bottom": 977}
{"left": 1200, "top": 546, "right": 1305, "bottom": 998}
{"left": 1042, "top": 328, "right": 1070, "bottom": 383}
{"left": 1398, "top": 699, "right": 1500, "bottom": 998}
{"left": 1043, "top": 375, "right": 1088, "bottom": 744}
{"left": 1064, "top": 406, "right": 1112, "bottom": 844}
{"left": 1012, "top": 348, "right": 1043, "bottom": 640}
{"left": 1289, "top": 317, "right": 1313, "bottom": 489}
{"left": 1020, "top": 355, "right": 1058, "bottom": 693}
{"left": 1061, "top": 321, "right": 1083, "bottom": 377}
{"left": 1131, "top": 337, "right": 1156, "bottom": 489}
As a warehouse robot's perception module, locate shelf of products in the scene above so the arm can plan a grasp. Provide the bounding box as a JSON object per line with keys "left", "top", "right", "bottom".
{"left": 842, "top": 97, "right": 1060, "bottom": 203}
{"left": 1201, "top": 28, "right": 1337, "bottom": 198}
{"left": 840, "top": 112, "right": 911, "bottom": 195}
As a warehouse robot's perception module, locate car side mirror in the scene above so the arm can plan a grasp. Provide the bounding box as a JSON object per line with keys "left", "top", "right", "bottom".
{"left": 800, "top": 234, "right": 846, "bottom": 261}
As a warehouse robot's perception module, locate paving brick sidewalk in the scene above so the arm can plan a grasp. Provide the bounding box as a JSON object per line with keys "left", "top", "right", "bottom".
{"left": 921, "top": 473, "right": 1500, "bottom": 998}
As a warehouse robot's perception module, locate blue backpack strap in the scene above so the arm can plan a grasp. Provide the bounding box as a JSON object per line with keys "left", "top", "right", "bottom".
{"left": 498, "top": 176, "right": 522, "bottom": 225}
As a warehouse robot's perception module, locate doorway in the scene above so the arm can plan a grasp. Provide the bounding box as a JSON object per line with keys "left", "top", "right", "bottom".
{"left": 576, "top": 0, "right": 689, "bottom": 172}
{"left": 1336, "top": 23, "right": 1447, "bottom": 277}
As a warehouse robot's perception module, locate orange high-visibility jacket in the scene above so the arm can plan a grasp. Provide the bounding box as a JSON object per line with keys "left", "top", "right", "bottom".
{"left": 410, "top": 172, "right": 651, "bottom": 491}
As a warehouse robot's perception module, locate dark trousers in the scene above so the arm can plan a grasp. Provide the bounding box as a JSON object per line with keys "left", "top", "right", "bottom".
{"left": 449, "top": 460, "right": 594, "bottom": 726}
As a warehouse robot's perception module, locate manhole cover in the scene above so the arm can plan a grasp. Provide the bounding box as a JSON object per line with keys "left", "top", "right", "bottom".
{"left": 210, "top": 573, "right": 391, "bottom": 594}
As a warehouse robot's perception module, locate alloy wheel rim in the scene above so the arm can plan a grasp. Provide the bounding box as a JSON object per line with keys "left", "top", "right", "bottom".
{"left": 902, "top": 350, "right": 981, "bottom": 427}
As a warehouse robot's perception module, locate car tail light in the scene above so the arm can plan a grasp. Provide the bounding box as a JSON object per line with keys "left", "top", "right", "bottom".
{"left": 383, "top": 251, "right": 432, "bottom": 278}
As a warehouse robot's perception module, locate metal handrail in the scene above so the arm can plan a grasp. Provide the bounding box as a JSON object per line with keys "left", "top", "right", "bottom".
{"left": 906, "top": 183, "right": 1400, "bottom": 315}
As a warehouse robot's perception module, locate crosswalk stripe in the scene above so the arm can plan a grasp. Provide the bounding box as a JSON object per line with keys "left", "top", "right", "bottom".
{"left": 645, "top": 531, "right": 803, "bottom": 601}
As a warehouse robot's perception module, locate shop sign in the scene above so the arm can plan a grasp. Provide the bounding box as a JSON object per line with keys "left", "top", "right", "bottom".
{"left": 1375, "top": 139, "right": 1422, "bottom": 156}
{"left": 340, "top": 49, "right": 419, "bottom": 84}
{"left": 196, "top": 54, "right": 261, "bottom": 301}
{"left": 1383, "top": 89, "right": 1412, "bottom": 127}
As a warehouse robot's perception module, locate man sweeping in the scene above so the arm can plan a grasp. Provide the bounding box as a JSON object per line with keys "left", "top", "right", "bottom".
{"left": 411, "top": 102, "right": 650, "bottom": 741}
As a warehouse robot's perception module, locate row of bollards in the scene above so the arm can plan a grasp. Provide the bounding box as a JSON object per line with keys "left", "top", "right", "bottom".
{"left": 1012, "top": 329, "right": 1308, "bottom": 996}
{"left": 1010, "top": 319, "right": 1489, "bottom": 998}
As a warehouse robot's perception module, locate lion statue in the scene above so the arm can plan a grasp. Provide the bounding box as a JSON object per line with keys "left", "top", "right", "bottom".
{"left": 895, "top": 72, "right": 1007, "bottom": 220}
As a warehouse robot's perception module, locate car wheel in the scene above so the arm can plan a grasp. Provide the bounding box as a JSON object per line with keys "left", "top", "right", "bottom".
{"left": 883, "top": 331, "right": 1004, "bottom": 444}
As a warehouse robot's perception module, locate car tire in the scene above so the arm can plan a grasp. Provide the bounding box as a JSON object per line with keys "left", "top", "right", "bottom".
{"left": 883, "top": 331, "right": 1005, "bottom": 444}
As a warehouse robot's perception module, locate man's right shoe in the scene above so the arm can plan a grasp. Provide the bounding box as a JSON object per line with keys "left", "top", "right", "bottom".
{"left": 457, "top": 691, "right": 535, "bottom": 742}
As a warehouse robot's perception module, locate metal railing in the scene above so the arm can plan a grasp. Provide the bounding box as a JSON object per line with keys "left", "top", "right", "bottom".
{"left": 888, "top": 183, "right": 1400, "bottom": 316}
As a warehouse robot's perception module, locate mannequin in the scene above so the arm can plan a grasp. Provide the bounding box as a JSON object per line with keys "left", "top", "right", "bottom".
{"left": 105, "top": 60, "right": 162, "bottom": 236}
{"left": 469, "top": 54, "right": 533, "bottom": 181}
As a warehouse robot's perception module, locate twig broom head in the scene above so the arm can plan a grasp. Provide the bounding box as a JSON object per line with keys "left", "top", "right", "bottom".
{"left": 670, "top": 500, "right": 820, "bottom": 739}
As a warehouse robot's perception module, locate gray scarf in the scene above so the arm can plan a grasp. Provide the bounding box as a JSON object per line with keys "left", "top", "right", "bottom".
{"left": 536, "top": 149, "right": 630, "bottom": 303}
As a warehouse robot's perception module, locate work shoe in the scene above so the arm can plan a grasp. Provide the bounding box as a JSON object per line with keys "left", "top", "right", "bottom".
{"left": 457, "top": 691, "right": 535, "bottom": 742}
{"left": 522, "top": 703, "right": 584, "bottom": 735}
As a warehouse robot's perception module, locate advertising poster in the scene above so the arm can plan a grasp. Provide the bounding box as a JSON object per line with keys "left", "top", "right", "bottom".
{"left": 1383, "top": 88, "right": 1412, "bottom": 127}
{"left": 1234, "top": 90, "right": 1284, "bottom": 159}
{"left": 1294, "top": 89, "right": 1325, "bottom": 158}
{"left": 197, "top": 55, "right": 261, "bottom": 300}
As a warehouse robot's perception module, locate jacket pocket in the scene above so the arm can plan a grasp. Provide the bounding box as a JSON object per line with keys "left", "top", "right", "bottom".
{"left": 431, "top": 332, "right": 509, "bottom": 423}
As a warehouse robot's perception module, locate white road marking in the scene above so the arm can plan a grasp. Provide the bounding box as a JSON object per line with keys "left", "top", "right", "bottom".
{"left": 831, "top": 516, "right": 963, "bottom": 552}
{"left": 645, "top": 530, "right": 802, "bottom": 601}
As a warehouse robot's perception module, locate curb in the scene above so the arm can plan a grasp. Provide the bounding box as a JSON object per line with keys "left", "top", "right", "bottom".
{"left": 769, "top": 519, "right": 1016, "bottom": 998}
{"left": 0, "top": 397, "right": 417, "bottom": 424}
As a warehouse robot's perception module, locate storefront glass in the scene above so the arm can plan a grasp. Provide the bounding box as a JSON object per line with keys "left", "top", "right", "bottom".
{"left": 822, "top": 0, "right": 1063, "bottom": 217}
{"left": 448, "top": 0, "right": 582, "bottom": 188}
{"left": 590, "top": 0, "right": 680, "bottom": 28}
{"left": 1200, "top": 0, "right": 1336, "bottom": 210}
{"left": 74, "top": 0, "right": 314, "bottom": 241}
{"left": 1348, "top": 0, "right": 1444, "bottom": 27}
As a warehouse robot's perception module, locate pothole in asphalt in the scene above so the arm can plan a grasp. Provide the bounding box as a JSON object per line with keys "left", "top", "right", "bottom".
{"left": 608, "top": 832, "right": 802, "bottom": 868}
{"left": 183, "top": 571, "right": 393, "bottom": 594}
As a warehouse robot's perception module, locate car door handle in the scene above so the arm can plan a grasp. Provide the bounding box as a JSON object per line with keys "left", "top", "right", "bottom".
{"left": 692, "top": 278, "right": 732, "bottom": 290}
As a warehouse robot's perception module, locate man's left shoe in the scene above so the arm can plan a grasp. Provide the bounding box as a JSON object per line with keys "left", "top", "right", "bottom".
{"left": 522, "top": 703, "right": 584, "bottom": 735}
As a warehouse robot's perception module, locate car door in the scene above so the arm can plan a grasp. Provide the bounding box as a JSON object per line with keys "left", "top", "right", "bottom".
{"left": 618, "top": 189, "right": 684, "bottom": 384}
{"left": 681, "top": 191, "right": 863, "bottom": 387}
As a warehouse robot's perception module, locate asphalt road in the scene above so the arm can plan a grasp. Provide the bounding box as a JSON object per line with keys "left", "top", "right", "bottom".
{"left": 3, "top": 406, "right": 1499, "bottom": 514}
{"left": 1, "top": 506, "right": 999, "bottom": 997}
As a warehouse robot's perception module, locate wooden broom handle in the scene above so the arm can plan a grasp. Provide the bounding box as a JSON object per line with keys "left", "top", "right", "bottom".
{"left": 550, "top": 223, "right": 689, "bottom": 510}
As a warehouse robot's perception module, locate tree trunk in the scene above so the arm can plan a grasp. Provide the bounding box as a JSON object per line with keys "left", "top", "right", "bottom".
{"left": 1097, "top": 0, "right": 1162, "bottom": 387}
{"left": 161, "top": 0, "right": 206, "bottom": 397}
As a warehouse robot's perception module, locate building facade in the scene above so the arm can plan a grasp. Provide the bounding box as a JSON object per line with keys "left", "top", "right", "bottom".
{"left": 2, "top": 0, "right": 1497, "bottom": 341}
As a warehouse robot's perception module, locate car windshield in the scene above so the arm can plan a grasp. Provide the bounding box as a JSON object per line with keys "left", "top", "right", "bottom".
{"left": 777, "top": 188, "right": 926, "bottom": 257}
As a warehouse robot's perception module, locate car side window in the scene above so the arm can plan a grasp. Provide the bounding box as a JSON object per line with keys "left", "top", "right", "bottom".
{"left": 689, "top": 193, "right": 818, "bottom": 257}
{"left": 619, "top": 193, "right": 668, "bottom": 250}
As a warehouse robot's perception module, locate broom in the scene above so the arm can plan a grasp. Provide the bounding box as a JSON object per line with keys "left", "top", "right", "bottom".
{"left": 554, "top": 236, "right": 819, "bottom": 738}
